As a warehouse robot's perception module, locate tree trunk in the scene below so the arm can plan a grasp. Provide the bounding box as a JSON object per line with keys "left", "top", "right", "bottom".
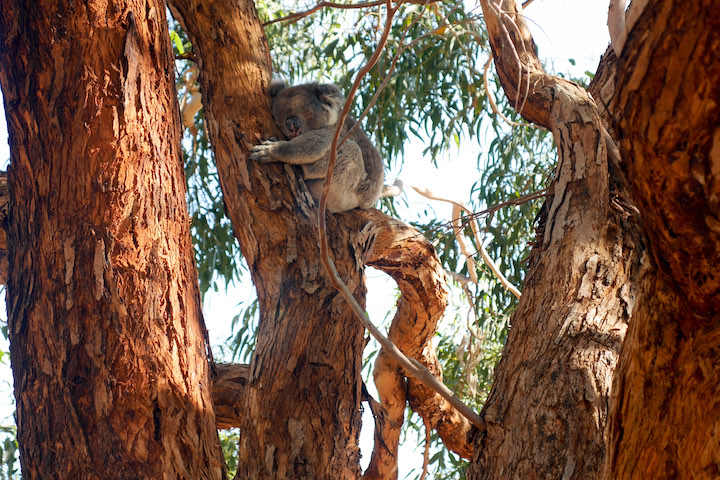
{"left": 167, "top": 1, "right": 367, "bottom": 477}
{"left": 0, "top": 1, "right": 225, "bottom": 478}
{"left": 604, "top": 0, "right": 720, "bottom": 477}
{"left": 469, "top": 1, "right": 642, "bottom": 478}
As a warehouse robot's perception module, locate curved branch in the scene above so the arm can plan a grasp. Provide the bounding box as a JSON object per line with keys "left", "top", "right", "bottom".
{"left": 480, "top": 0, "right": 549, "bottom": 126}
{"left": 346, "top": 210, "right": 480, "bottom": 479}
{"left": 467, "top": 1, "right": 640, "bottom": 478}
{"left": 483, "top": 56, "right": 539, "bottom": 130}
{"left": 312, "top": 2, "right": 485, "bottom": 474}
{"left": 410, "top": 185, "right": 522, "bottom": 299}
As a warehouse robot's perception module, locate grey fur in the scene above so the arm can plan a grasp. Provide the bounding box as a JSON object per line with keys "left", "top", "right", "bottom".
{"left": 250, "top": 81, "right": 389, "bottom": 213}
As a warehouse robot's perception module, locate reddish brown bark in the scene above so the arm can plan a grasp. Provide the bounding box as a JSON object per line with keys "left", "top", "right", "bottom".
{"left": 343, "top": 211, "right": 477, "bottom": 480}
{"left": 166, "top": 1, "right": 480, "bottom": 476}
{"left": 211, "top": 363, "right": 249, "bottom": 430}
{"left": 0, "top": 1, "right": 224, "bottom": 479}
{"left": 167, "top": 1, "right": 366, "bottom": 477}
{"left": 180, "top": 209, "right": 479, "bottom": 479}
{"left": 0, "top": 171, "right": 7, "bottom": 285}
{"left": 605, "top": 0, "right": 720, "bottom": 477}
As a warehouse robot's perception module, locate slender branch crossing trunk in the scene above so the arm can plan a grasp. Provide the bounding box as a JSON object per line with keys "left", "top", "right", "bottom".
{"left": 0, "top": 1, "right": 225, "bottom": 478}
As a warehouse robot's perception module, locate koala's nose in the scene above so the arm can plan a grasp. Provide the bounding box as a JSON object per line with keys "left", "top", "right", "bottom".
{"left": 286, "top": 116, "right": 302, "bottom": 138}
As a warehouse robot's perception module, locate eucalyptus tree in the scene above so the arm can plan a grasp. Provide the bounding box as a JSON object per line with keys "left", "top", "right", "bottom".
{"left": 0, "top": 0, "right": 717, "bottom": 479}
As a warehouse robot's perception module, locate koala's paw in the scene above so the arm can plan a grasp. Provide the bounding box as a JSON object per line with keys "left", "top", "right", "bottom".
{"left": 249, "top": 139, "right": 281, "bottom": 163}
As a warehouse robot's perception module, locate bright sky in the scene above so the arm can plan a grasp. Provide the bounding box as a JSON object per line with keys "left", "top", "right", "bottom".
{"left": 0, "top": 0, "right": 610, "bottom": 476}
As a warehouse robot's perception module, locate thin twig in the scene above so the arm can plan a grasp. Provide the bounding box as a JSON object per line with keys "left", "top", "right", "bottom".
{"left": 174, "top": 52, "right": 197, "bottom": 62}
{"left": 340, "top": 0, "right": 463, "bottom": 147}
{"left": 472, "top": 187, "right": 548, "bottom": 217}
{"left": 410, "top": 185, "right": 522, "bottom": 299}
{"left": 485, "top": 0, "right": 531, "bottom": 116}
{"left": 419, "top": 415, "right": 432, "bottom": 480}
{"left": 263, "top": 0, "right": 439, "bottom": 26}
{"left": 483, "top": 56, "right": 540, "bottom": 129}
{"left": 317, "top": 0, "right": 486, "bottom": 432}
{"left": 385, "top": 186, "right": 548, "bottom": 246}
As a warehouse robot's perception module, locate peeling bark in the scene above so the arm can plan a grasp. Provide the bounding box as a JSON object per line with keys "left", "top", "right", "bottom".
{"left": 0, "top": 3, "right": 478, "bottom": 476}
{"left": 212, "top": 363, "right": 249, "bottom": 430}
{"left": 469, "top": 1, "right": 641, "bottom": 478}
{"left": 342, "top": 211, "right": 477, "bottom": 480}
{"left": 604, "top": 0, "right": 720, "bottom": 477}
{"left": 0, "top": 1, "right": 225, "bottom": 478}
{"left": 167, "top": 1, "right": 366, "bottom": 477}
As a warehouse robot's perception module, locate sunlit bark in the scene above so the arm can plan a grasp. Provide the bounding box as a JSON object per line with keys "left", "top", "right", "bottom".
{"left": 605, "top": 0, "right": 720, "bottom": 477}
{"left": 469, "top": 1, "right": 640, "bottom": 478}
{"left": 0, "top": 1, "right": 225, "bottom": 478}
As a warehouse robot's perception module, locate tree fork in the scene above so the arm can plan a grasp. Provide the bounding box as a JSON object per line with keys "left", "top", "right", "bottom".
{"left": 167, "top": 0, "right": 368, "bottom": 477}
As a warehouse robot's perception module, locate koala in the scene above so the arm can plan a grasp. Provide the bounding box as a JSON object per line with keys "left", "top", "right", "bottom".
{"left": 250, "top": 81, "right": 400, "bottom": 213}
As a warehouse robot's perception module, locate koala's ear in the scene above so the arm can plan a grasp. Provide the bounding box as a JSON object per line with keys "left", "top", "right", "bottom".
{"left": 269, "top": 79, "right": 286, "bottom": 98}
{"left": 315, "top": 83, "right": 344, "bottom": 109}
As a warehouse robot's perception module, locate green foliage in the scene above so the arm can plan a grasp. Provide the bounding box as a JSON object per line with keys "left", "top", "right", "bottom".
{"left": 0, "top": 426, "right": 18, "bottom": 480}
{"left": 216, "top": 298, "right": 259, "bottom": 364}
{"left": 219, "top": 429, "right": 241, "bottom": 478}
{"left": 181, "top": 116, "right": 243, "bottom": 296}
{"left": 169, "top": 22, "right": 243, "bottom": 296}
{"left": 262, "top": 1, "right": 489, "bottom": 167}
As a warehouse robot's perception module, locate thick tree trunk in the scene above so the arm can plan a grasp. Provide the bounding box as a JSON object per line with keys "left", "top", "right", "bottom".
{"left": 0, "top": 1, "right": 225, "bottom": 478}
{"left": 469, "top": 1, "right": 641, "bottom": 478}
{"left": 167, "top": 1, "right": 366, "bottom": 477}
{"left": 605, "top": 0, "right": 720, "bottom": 477}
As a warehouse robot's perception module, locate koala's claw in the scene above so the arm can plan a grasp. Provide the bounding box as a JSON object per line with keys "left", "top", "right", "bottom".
{"left": 249, "top": 139, "right": 279, "bottom": 163}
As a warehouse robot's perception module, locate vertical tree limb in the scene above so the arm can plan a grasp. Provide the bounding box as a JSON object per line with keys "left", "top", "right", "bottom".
{"left": 341, "top": 210, "right": 479, "bottom": 480}
{"left": 468, "top": 1, "right": 641, "bottom": 477}
{"left": 167, "top": 1, "right": 367, "bottom": 477}
{"left": 0, "top": 1, "right": 226, "bottom": 477}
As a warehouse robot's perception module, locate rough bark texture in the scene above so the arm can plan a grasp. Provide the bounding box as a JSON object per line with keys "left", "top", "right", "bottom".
{"left": 0, "top": 1, "right": 225, "bottom": 479}
{"left": 211, "top": 363, "right": 249, "bottom": 430}
{"left": 0, "top": 171, "right": 7, "bottom": 285}
{"left": 166, "top": 1, "right": 366, "bottom": 477}
{"left": 344, "top": 211, "right": 477, "bottom": 480}
{"left": 469, "top": 1, "right": 641, "bottom": 478}
{"left": 604, "top": 0, "right": 720, "bottom": 477}
{"left": 173, "top": 210, "right": 477, "bottom": 479}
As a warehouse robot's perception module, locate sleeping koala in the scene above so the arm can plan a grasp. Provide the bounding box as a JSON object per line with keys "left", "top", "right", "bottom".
{"left": 250, "top": 81, "right": 400, "bottom": 213}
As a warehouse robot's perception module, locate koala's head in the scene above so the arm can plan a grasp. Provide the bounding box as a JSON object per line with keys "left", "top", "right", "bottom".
{"left": 269, "top": 80, "right": 344, "bottom": 138}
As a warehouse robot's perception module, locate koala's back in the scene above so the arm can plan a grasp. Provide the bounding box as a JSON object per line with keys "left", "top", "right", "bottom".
{"left": 342, "top": 116, "right": 384, "bottom": 206}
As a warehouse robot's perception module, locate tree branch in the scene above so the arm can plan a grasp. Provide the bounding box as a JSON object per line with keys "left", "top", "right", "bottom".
{"left": 410, "top": 185, "right": 522, "bottom": 299}
{"left": 313, "top": 0, "right": 485, "bottom": 471}
{"left": 211, "top": 363, "right": 250, "bottom": 429}
{"left": 344, "top": 209, "right": 480, "bottom": 479}
{"left": 262, "top": 0, "right": 439, "bottom": 26}
{"left": 467, "top": 1, "right": 639, "bottom": 477}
